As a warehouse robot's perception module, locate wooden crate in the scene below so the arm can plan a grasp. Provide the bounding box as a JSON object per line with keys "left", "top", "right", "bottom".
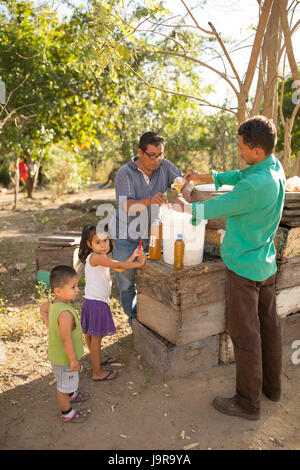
{"left": 136, "top": 257, "right": 226, "bottom": 346}
{"left": 132, "top": 319, "right": 219, "bottom": 380}
{"left": 35, "top": 234, "right": 81, "bottom": 272}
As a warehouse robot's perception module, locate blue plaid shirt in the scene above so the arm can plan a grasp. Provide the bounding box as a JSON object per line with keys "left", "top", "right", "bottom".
{"left": 110, "top": 157, "right": 181, "bottom": 241}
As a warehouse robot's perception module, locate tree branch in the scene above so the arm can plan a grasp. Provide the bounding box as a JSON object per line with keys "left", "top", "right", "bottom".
{"left": 278, "top": 0, "right": 300, "bottom": 83}
{"left": 134, "top": 47, "right": 239, "bottom": 96}
{"left": 124, "top": 63, "right": 237, "bottom": 115}
{"left": 243, "top": 0, "right": 274, "bottom": 98}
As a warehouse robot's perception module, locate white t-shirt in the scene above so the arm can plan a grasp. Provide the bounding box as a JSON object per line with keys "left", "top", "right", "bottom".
{"left": 84, "top": 253, "right": 112, "bottom": 304}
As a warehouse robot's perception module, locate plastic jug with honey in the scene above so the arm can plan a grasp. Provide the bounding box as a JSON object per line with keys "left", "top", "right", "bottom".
{"left": 149, "top": 217, "right": 162, "bottom": 260}
{"left": 173, "top": 234, "right": 185, "bottom": 270}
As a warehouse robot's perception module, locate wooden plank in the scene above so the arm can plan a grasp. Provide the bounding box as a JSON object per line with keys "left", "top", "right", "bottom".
{"left": 276, "top": 286, "right": 300, "bottom": 317}
{"left": 281, "top": 312, "right": 300, "bottom": 346}
{"left": 276, "top": 256, "right": 300, "bottom": 290}
{"left": 137, "top": 293, "right": 180, "bottom": 344}
{"left": 180, "top": 302, "right": 226, "bottom": 344}
{"left": 136, "top": 257, "right": 226, "bottom": 309}
{"left": 35, "top": 246, "right": 79, "bottom": 271}
{"left": 137, "top": 293, "right": 226, "bottom": 346}
{"left": 166, "top": 334, "right": 219, "bottom": 379}
{"left": 132, "top": 320, "right": 219, "bottom": 380}
{"left": 178, "top": 266, "right": 226, "bottom": 308}
{"left": 132, "top": 319, "right": 167, "bottom": 377}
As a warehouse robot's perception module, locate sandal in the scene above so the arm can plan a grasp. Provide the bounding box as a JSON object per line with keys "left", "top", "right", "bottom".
{"left": 93, "top": 369, "right": 118, "bottom": 382}
{"left": 69, "top": 391, "right": 90, "bottom": 403}
{"left": 61, "top": 408, "right": 90, "bottom": 423}
{"left": 101, "top": 356, "right": 118, "bottom": 366}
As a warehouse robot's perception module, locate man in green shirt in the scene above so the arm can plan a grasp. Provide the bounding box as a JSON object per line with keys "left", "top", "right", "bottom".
{"left": 176, "top": 115, "right": 286, "bottom": 421}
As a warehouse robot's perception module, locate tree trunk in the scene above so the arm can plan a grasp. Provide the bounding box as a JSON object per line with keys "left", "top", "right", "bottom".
{"left": 262, "top": 0, "right": 284, "bottom": 125}
{"left": 291, "top": 151, "right": 300, "bottom": 177}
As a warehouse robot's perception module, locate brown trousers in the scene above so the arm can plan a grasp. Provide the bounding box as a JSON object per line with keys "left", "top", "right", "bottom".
{"left": 226, "top": 268, "right": 282, "bottom": 412}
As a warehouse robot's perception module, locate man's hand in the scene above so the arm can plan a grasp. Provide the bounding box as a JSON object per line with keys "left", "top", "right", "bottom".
{"left": 171, "top": 197, "right": 193, "bottom": 215}
{"left": 181, "top": 183, "right": 195, "bottom": 203}
{"left": 150, "top": 192, "right": 169, "bottom": 206}
{"left": 184, "top": 169, "right": 213, "bottom": 184}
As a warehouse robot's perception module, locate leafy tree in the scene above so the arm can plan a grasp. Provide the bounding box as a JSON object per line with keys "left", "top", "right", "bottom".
{"left": 0, "top": 0, "right": 102, "bottom": 205}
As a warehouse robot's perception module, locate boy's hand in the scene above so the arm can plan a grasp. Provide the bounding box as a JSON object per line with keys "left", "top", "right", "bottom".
{"left": 70, "top": 359, "right": 80, "bottom": 372}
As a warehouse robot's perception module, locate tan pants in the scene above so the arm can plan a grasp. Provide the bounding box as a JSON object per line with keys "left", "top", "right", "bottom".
{"left": 226, "top": 268, "right": 282, "bottom": 412}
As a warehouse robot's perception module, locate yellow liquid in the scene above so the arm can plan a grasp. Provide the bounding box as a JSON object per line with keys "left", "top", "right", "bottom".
{"left": 173, "top": 183, "right": 184, "bottom": 192}
{"left": 173, "top": 239, "right": 185, "bottom": 270}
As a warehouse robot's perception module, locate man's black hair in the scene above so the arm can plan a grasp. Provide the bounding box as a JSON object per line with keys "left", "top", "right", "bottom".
{"left": 138, "top": 131, "right": 165, "bottom": 152}
{"left": 237, "top": 115, "right": 277, "bottom": 156}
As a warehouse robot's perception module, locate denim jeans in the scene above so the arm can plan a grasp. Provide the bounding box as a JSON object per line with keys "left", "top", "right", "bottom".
{"left": 112, "top": 239, "right": 149, "bottom": 324}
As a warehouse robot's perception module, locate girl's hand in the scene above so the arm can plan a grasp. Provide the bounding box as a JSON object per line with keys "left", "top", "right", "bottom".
{"left": 137, "top": 252, "right": 147, "bottom": 266}
{"left": 129, "top": 246, "right": 144, "bottom": 261}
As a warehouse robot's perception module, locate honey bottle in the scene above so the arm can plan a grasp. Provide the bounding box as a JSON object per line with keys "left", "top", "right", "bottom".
{"left": 149, "top": 218, "right": 162, "bottom": 260}
{"left": 173, "top": 234, "right": 185, "bottom": 270}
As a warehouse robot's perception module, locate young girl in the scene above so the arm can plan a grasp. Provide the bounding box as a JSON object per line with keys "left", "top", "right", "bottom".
{"left": 78, "top": 224, "right": 147, "bottom": 382}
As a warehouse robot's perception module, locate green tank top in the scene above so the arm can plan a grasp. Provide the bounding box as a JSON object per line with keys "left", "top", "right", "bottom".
{"left": 48, "top": 302, "right": 84, "bottom": 366}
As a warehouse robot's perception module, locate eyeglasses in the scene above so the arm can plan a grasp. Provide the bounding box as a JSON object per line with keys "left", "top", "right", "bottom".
{"left": 143, "top": 150, "right": 164, "bottom": 160}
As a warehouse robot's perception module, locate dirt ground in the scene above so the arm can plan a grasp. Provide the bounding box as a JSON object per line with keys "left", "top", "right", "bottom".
{"left": 0, "top": 184, "right": 300, "bottom": 451}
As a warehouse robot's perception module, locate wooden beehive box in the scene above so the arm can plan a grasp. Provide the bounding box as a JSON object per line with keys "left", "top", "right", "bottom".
{"left": 136, "top": 256, "right": 227, "bottom": 346}
{"left": 35, "top": 232, "right": 81, "bottom": 272}
{"left": 132, "top": 319, "right": 219, "bottom": 380}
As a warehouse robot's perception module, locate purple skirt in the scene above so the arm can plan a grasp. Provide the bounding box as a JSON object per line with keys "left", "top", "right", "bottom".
{"left": 81, "top": 298, "right": 116, "bottom": 337}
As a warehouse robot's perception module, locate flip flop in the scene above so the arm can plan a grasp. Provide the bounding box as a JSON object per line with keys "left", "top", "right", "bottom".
{"left": 93, "top": 369, "right": 118, "bottom": 382}
{"left": 101, "top": 356, "right": 118, "bottom": 366}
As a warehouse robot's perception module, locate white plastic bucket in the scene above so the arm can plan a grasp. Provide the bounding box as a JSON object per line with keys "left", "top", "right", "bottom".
{"left": 160, "top": 205, "right": 207, "bottom": 267}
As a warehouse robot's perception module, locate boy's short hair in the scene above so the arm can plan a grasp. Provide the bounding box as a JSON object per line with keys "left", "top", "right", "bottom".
{"left": 138, "top": 131, "right": 165, "bottom": 152}
{"left": 50, "top": 265, "right": 77, "bottom": 291}
{"left": 237, "top": 115, "right": 277, "bottom": 156}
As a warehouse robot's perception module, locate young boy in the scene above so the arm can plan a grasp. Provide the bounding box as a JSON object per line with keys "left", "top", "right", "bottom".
{"left": 175, "top": 115, "right": 286, "bottom": 421}
{"left": 40, "top": 265, "right": 91, "bottom": 423}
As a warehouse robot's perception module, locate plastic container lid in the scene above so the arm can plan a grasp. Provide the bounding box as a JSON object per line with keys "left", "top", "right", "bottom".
{"left": 177, "top": 234, "right": 183, "bottom": 239}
